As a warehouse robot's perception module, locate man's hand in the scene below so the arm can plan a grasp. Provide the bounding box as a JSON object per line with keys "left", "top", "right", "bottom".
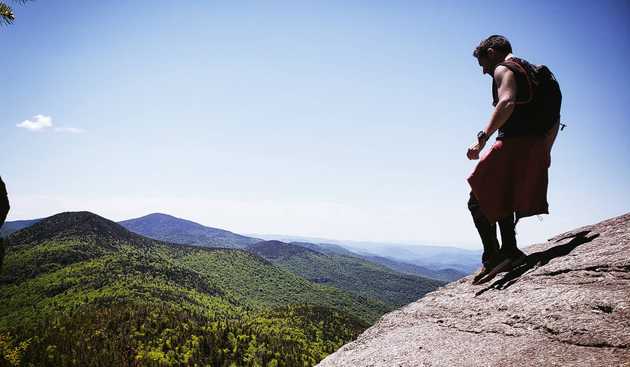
{"left": 467, "top": 140, "right": 486, "bottom": 160}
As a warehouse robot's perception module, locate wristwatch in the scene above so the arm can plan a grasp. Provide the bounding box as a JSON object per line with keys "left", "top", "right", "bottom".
{"left": 477, "top": 130, "right": 488, "bottom": 142}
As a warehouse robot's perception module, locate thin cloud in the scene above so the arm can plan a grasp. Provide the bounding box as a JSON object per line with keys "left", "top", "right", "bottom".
{"left": 16, "top": 115, "right": 53, "bottom": 131}
{"left": 16, "top": 115, "right": 86, "bottom": 134}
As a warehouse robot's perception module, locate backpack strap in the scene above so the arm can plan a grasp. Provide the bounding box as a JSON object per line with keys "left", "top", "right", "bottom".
{"left": 499, "top": 59, "right": 534, "bottom": 104}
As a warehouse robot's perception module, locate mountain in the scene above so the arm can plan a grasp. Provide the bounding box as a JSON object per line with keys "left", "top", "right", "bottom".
{"left": 317, "top": 213, "right": 630, "bottom": 366}
{"left": 261, "top": 240, "right": 465, "bottom": 282}
{"left": 253, "top": 233, "right": 481, "bottom": 274}
{"left": 349, "top": 244, "right": 481, "bottom": 274}
{"left": 0, "top": 211, "right": 393, "bottom": 366}
{"left": 119, "top": 214, "right": 448, "bottom": 305}
{"left": 290, "top": 241, "right": 358, "bottom": 257}
{"left": 119, "top": 212, "right": 261, "bottom": 248}
{"left": 0, "top": 218, "right": 40, "bottom": 238}
{"left": 117, "top": 213, "right": 463, "bottom": 283}
{"left": 359, "top": 254, "right": 466, "bottom": 282}
{"left": 4, "top": 215, "right": 476, "bottom": 279}
{"left": 249, "top": 240, "right": 323, "bottom": 259}
{"left": 7, "top": 211, "right": 146, "bottom": 245}
{"left": 249, "top": 240, "right": 445, "bottom": 309}
{"left": 254, "top": 236, "right": 473, "bottom": 281}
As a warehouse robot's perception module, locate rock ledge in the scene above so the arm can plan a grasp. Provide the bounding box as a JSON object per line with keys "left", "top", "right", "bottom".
{"left": 317, "top": 213, "right": 630, "bottom": 367}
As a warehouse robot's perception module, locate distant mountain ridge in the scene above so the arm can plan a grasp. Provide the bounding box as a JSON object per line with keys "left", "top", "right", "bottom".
{"left": 359, "top": 254, "right": 466, "bottom": 282}
{"left": 283, "top": 242, "right": 466, "bottom": 282}
{"left": 249, "top": 240, "right": 445, "bottom": 309}
{"left": 256, "top": 234, "right": 476, "bottom": 280}
{"left": 249, "top": 240, "right": 322, "bottom": 259}
{"left": 119, "top": 213, "right": 261, "bottom": 248}
{"left": 115, "top": 214, "right": 472, "bottom": 282}
{"left": 4, "top": 213, "right": 472, "bottom": 282}
{"left": 117, "top": 215, "right": 449, "bottom": 306}
{"left": 290, "top": 241, "right": 358, "bottom": 257}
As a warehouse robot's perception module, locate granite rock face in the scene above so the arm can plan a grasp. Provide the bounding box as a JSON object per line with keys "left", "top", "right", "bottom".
{"left": 318, "top": 213, "right": 630, "bottom": 367}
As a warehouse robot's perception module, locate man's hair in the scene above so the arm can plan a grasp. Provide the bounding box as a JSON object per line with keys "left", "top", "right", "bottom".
{"left": 473, "top": 35, "right": 512, "bottom": 58}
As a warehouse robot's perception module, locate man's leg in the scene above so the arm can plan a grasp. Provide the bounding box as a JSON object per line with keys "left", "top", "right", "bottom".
{"left": 498, "top": 213, "right": 516, "bottom": 254}
{"left": 498, "top": 213, "right": 526, "bottom": 265}
{"left": 468, "top": 192, "right": 500, "bottom": 268}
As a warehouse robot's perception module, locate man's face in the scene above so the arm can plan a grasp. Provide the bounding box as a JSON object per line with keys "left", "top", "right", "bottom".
{"left": 476, "top": 48, "right": 503, "bottom": 77}
{"left": 477, "top": 55, "right": 496, "bottom": 77}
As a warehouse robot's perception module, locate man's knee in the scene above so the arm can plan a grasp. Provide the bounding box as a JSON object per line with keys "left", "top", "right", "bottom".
{"left": 468, "top": 192, "right": 480, "bottom": 213}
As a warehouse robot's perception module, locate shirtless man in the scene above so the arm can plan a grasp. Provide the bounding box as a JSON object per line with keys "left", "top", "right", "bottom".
{"left": 466, "top": 35, "right": 560, "bottom": 284}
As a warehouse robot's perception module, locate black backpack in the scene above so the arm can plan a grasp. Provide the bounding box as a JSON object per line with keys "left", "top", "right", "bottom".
{"left": 501, "top": 58, "right": 563, "bottom": 135}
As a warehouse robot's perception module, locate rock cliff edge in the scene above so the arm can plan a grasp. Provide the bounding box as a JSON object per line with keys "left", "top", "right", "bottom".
{"left": 318, "top": 213, "right": 630, "bottom": 367}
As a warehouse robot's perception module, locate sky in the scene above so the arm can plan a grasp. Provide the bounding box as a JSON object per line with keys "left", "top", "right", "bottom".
{"left": 1, "top": 0, "right": 629, "bottom": 249}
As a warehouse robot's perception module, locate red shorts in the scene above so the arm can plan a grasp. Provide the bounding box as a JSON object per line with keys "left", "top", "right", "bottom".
{"left": 467, "top": 136, "right": 551, "bottom": 223}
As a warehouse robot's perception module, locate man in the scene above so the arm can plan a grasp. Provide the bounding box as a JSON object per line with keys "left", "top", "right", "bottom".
{"left": 0, "top": 177, "right": 8, "bottom": 225}
{"left": 0, "top": 176, "right": 9, "bottom": 270}
{"left": 466, "top": 35, "right": 560, "bottom": 284}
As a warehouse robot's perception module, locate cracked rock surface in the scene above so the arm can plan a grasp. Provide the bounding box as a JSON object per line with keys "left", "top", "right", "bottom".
{"left": 317, "top": 213, "right": 630, "bottom": 367}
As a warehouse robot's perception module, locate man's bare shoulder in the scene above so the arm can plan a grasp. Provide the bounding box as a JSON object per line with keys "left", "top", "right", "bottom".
{"left": 493, "top": 65, "right": 515, "bottom": 83}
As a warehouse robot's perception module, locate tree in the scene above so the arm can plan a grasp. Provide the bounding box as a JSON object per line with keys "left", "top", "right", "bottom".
{"left": 1, "top": 0, "right": 31, "bottom": 26}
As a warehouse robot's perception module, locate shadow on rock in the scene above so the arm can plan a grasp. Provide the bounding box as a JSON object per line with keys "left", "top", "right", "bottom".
{"left": 475, "top": 230, "right": 600, "bottom": 296}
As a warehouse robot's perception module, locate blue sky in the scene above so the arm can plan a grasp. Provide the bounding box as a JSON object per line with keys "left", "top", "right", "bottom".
{"left": 1, "top": 0, "right": 628, "bottom": 248}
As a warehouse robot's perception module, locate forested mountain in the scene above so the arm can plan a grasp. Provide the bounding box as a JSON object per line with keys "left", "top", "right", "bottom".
{"left": 254, "top": 234, "right": 479, "bottom": 276}
{"left": 289, "top": 241, "right": 465, "bottom": 282}
{"left": 0, "top": 213, "right": 480, "bottom": 282}
{"left": 0, "top": 212, "right": 391, "bottom": 366}
{"left": 249, "top": 240, "right": 445, "bottom": 308}
{"left": 119, "top": 213, "right": 261, "bottom": 248}
{"left": 118, "top": 214, "right": 462, "bottom": 282}
{"left": 118, "top": 214, "right": 448, "bottom": 304}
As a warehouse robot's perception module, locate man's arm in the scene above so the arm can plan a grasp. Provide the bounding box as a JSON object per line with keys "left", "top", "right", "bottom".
{"left": 482, "top": 65, "right": 517, "bottom": 137}
{"left": 467, "top": 65, "right": 517, "bottom": 160}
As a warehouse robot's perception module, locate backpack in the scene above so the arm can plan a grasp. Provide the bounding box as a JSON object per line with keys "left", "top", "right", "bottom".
{"left": 500, "top": 58, "right": 563, "bottom": 135}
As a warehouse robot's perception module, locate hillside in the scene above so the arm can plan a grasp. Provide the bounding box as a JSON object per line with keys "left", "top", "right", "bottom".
{"left": 261, "top": 240, "right": 465, "bottom": 282}
{"left": 119, "top": 212, "right": 261, "bottom": 248}
{"left": 317, "top": 213, "right": 630, "bottom": 366}
{"left": 249, "top": 240, "right": 445, "bottom": 309}
{"left": 0, "top": 212, "right": 391, "bottom": 366}
{"left": 0, "top": 213, "right": 450, "bottom": 305}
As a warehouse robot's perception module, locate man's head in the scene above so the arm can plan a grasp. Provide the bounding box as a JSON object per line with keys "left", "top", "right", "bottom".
{"left": 473, "top": 35, "right": 512, "bottom": 76}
